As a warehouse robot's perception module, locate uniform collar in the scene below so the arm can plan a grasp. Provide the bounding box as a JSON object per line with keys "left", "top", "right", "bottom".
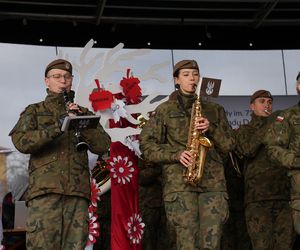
{"left": 250, "top": 113, "right": 268, "bottom": 127}
{"left": 44, "top": 89, "right": 75, "bottom": 110}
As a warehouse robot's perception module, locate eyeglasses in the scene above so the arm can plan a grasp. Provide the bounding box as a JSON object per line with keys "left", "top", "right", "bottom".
{"left": 47, "top": 74, "right": 73, "bottom": 81}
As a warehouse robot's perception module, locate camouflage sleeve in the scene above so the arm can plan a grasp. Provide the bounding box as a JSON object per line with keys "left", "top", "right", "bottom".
{"left": 208, "top": 106, "right": 235, "bottom": 154}
{"left": 9, "top": 105, "right": 63, "bottom": 154}
{"left": 140, "top": 108, "right": 180, "bottom": 164}
{"left": 235, "top": 125, "right": 264, "bottom": 158}
{"left": 81, "top": 122, "right": 111, "bottom": 155}
{"left": 264, "top": 114, "right": 298, "bottom": 168}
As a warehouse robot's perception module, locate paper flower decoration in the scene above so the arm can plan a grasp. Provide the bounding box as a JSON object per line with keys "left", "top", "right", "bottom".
{"left": 86, "top": 206, "right": 100, "bottom": 246}
{"left": 89, "top": 79, "right": 113, "bottom": 111}
{"left": 109, "top": 155, "right": 134, "bottom": 185}
{"left": 127, "top": 213, "right": 145, "bottom": 244}
{"left": 120, "top": 69, "right": 142, "bottom": 104}
{"left": 85, "top": 177, "right": 101, "bottom": 247}
{"left": 90, "top": 178, "right": 101, "bottom": 208}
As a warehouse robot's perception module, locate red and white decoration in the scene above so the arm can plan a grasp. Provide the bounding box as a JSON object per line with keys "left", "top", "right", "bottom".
{"left": 89, "top": 69, "right": 145, "bottom": 249}
{"left": 85, "top": 178, "right": 101, "bottom": 248}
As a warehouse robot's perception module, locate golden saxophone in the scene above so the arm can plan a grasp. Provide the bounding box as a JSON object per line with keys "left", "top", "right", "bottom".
{"left": 183, "top": 88, "right": 213, "bottom": 186}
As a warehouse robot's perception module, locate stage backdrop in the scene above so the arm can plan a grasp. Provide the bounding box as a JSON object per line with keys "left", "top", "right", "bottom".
{"left": 1, "top": 40, "right": 300, "bottom": 249}
{"left": 1, "top": 41, "right": 300, "bottom": 149}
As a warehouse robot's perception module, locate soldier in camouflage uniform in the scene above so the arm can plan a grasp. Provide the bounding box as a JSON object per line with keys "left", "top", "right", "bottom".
{"left": 264, "top": 73, "right": 300, "bottom": 238}
{"left": 9, "top": 59, "right": 111, "bottom": 250}
{"left": 140, "top": 60, "right": 235, "bottom": 249}
{"left": 235, "top": 90, "right": 295, "bottom": 249}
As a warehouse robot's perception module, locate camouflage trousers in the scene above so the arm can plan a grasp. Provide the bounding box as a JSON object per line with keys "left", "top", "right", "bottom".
{"left": 26, "top": 194, "right": 89, "bottom": 250}
{"left": 245, "top": 200, "right": 295, "bottom": 250}
{"left": 164, "top": 191, "right": 229, "bottom": 250}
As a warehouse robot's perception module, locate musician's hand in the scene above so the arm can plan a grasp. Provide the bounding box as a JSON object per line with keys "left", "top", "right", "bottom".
{"left": 178, "top": 150, "right": 193, "bottom": 168}
{"left": 195, "top": 117, "right": 209, "bottom": 133}
{"left": 67, "top": 103, "right": 82, "bottom": 116}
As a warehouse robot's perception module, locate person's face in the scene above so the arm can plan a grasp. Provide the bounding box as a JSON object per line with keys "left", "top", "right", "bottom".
{"left": 250, "top": 97, "right": 273, "bottom": 117}
{"left": 45, "top": 69, "right": 73, "bottom": 94}
{"left": 174, "top": 69, "right": 200, "bottom": 95}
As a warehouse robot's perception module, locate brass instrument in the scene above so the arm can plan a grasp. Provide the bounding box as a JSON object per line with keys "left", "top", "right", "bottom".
{"left": 91, "top": 159, "right": 110, "bottom": 186}
{"left": 62, "top": 90, "right": 89, "bottom": 151}
{"left": 183, "top": 82, "right": 213, "bottom": 186}
{"left": 137, "top": 115, "right": 147, "bottom": 128}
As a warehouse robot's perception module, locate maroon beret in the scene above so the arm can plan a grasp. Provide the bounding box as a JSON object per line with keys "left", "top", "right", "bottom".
{"left": 45, "top": 59, "right": 72, "bottom": 77}
{"left": 250, "top": 90, "right": 273, "bottom": 103}
{"left": 173, "top": 60, "right": 199, "bottom": 77}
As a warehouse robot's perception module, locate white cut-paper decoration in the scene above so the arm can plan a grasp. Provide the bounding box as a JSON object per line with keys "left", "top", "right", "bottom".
{"left": 62, "top": 39, "right": 171, "bottom": 149}
{"left": 111, "top": 99, "right": 128, "bottom": 123}
{"left": 125, "top": 136, "right": 142, "bottom": 157}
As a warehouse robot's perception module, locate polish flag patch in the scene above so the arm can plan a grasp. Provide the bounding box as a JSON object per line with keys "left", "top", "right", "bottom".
{"left": 276, "top": 116, "right": 284, "bottom": 122}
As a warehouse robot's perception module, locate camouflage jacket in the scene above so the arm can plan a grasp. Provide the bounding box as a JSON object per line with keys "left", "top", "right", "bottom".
{"left": 139, "top": 90, "right": 235, "bottom": 196}
{"left": 9, "top": 90, "right": 111, "bottom": 202}
{"left": 235, "top": 112, "right": 290, "bottom": 204}
{"left": 264, "top": 102, "right": 300, "bottom": 201}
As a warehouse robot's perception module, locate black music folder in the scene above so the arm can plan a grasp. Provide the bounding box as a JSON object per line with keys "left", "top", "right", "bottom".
{"left": 61, "top": 115, "right": 100, "bottom": 132}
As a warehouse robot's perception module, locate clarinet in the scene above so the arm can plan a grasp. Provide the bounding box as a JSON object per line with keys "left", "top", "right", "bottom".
{"left": 63, "top": 90, "right": 78, "bottom": 115}
{"left": 62, "top": 90, "right": 89, "bottom": 151}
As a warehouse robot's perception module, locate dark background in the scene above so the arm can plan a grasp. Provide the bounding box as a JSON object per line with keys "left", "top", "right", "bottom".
{"left": 1, "top": 0, "right": 300, "bottom": 49}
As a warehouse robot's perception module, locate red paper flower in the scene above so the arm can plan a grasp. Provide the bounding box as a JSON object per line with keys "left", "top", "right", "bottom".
{"left": 120, "top": 69, "right": 142, "bottom": 104}
{"left": 89, "top": 79, "right": 113, "bottom": 111}
{"left": 90, "top": 178, "right": 101, "bottom": 208}
{"left": 85, "top": 177, "right": 101, "bottom": 247}
{"left": 86, "top": 204, "right": 100, "bottom": 246}
{"left": 127, "top": 213, "right": 145, "bottom": 244}
{"left": 108, "top": 155, "right": 135, "bottom": 185}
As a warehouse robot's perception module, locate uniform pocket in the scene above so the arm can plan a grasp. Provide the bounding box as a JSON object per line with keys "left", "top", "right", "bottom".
{"left": 164, "top": 192, "right": 178, "bottom": 203}
{"left": 29, "top": 152, "right": 57, "bottom": 173}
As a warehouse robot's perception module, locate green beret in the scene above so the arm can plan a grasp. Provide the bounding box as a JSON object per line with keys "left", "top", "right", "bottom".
{"left": 250, "top": 89, "right": 273, "bottom": 103}
{"left": 173, "top": 60, "right": 199, "bottom": 77}
{"left": 45, "top": 59, "right": 72, "bottom": 77}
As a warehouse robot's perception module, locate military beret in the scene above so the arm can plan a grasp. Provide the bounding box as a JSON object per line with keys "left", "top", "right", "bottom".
{"left": 45, "top": 59, "right": 72, "bottom": 77}
{"left": 250, "top": 89, "right": 273, "bottom": 103}
{"left": 173, "top": 60, "right": 199, "bottom": 77}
